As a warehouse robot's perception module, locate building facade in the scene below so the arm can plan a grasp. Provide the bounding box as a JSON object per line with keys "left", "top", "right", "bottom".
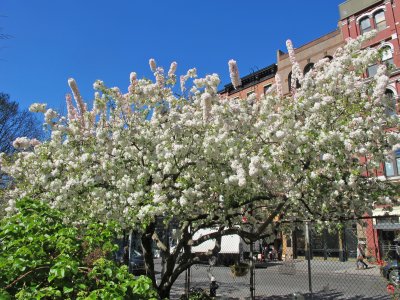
{"left": 275, "top": 30, "right": 345, "bottom": 260}
{"left": 339, "top": 0, "right": 400, "bottom": 113}
{"left": 339, "top": 0, "right": 400, "bottom": 261}
{"left": 218, "top": 64, "right": 277, "bottom": 100}
{"left": 217, "top": 0, "right": 400, "bottom": 262}
{"left": 276, "top": 29, "right": 344, "bottom": 96}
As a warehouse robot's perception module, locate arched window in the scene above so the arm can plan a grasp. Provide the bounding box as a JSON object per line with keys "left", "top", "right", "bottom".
{"left": 381, "top": 45, "right": 394, "bottom": 67}
{"left": 303, "top": 63, "right": 314, "bottom": 75}
{"left": 374, "top": 10, "right": 386, "bottom": 31}
{"left": 360, "top": 17, "right": 372, "bottom": 34}
{"left": 288, "top": 72, "right": 300, "bottom": 92}
{"left": 384, "top": 89, "right": 397, "bottom": 116}
{"left": 385, "top": 149, "right": 400, "bottom": 177}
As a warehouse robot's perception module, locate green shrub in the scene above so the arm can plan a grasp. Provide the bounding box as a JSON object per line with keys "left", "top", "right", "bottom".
{"left": 0, "top": 198, "right": 157, "bottom": 299}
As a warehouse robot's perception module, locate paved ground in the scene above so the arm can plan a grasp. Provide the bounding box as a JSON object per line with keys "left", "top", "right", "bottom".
{"left": 163, "top": 259, "right": 391, "bottom": 300}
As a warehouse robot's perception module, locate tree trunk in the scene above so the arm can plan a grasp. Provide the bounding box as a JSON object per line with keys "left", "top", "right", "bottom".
{"left": 158, "top": 284, "right": 172, "bottom": 300}
{"left": 141, "top": 223, "right": 157, "bottom": 287}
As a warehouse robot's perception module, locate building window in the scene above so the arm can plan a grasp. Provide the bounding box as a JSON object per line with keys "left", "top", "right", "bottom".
{"left": 367, "top": 64, "right": 378, "bottom": 77}
{"left": 263, "top": 84, "right": 272, "bottom": 94}
{"left": 374, "top": 10, "right": 386, "bottom": 31}
{"left": 385, "top": 149, "right": 400, "bottom": 177}
{"left": 384, "top": 89, "right": 397, "bottom": 116}
{"left": 247, "top": 91, "right": 255, "bottom": 97}
{"left": 381, "top": 46, "right": 394, "bottom": 68}
{"left": 303, "top": 63, "right": 314, "bottom": 75}
{"left": 288, "top": 72, "right": 300, "bottom": 91}
{"left": 360, "top": 17, "right": 372, "bottom": 34}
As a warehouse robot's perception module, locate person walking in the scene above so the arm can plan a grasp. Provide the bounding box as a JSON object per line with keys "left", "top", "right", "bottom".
{"left": 357, "top": 242, "right": 368, "bottom": 269}
{"left": 209, "top": 276, "right": 219, "bottom": 298}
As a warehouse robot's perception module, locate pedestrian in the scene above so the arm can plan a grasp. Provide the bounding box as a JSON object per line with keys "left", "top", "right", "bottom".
{"left": 269, "top": 245, "right": 277, "bottom": 261}
{"left": 263, "top": 243, "right": 269, "bottom": 260}
{"left": 357, "top": 242, "right": 368, "bottom": 269}
{"left": 209, "top": 276, "right": 219, "bottom": 298}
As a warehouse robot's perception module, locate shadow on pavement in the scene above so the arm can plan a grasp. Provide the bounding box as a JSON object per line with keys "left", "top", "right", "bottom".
{"left": 212, "top": 289, "right": 390, "bottom": 299}
{"left": 260, "top": 289, "right": 390, "bottom": 300}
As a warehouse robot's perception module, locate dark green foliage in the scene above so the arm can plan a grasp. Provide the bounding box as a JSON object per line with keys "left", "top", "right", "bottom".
{"left": 179, "top": 287, "right": 212, "bottom": 300}
{"left": 0, "top": 198, "right": 157, "bottom": 299}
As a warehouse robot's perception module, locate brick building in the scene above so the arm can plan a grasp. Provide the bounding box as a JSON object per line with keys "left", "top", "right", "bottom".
{"left": 274, "top": 30, "right": 345, "bottom": 260}
{"left": 217, "top": 0, "right": 400, "bottom": 262}
{"left": 276, "top": 29, "right": 344, "bottom": 96}
{"left": 339, "top": 0, "right": 400, "bottom": 112}
{"left": 218, "top": 64, "right": 277, "bottom": 100}
{"left": 339, "top": 0, "right": 400, "bottom": 261}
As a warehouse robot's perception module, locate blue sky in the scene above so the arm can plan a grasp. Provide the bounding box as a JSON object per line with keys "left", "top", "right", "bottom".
{"left": 1, "top": 1, "right": 344, "bottom": 111}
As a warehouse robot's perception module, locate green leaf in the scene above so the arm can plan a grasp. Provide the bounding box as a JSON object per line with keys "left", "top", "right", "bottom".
{"left": 58, "top": 267, "right": 66, "bottom": 278}
{"left": 48, "top": 269, "right": 57, "bottom": 282}
{"left": 105, "top": 268, "right": 112, "bottom": 277}
{"left": 63, "top": 286, "right": 74, "bottom": 294}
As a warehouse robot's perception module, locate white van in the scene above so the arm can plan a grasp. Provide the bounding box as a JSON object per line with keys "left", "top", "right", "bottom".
{"left": 190, "top": 228, "right": 260, "bottom": 266}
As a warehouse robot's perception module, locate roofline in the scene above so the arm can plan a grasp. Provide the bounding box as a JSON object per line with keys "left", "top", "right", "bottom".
{"left": 339, "top": 0, "right": 383, "bottom": 19}
{"left": 218, "top": 63, "right": 277, "bottom": 95}
{"left": 277, "top": 29, "right": 341, "bottom": 60}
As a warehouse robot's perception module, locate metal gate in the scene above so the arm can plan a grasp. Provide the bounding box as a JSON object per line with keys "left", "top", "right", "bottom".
{"left": 165, "top": 217, "right": 398, "bottom": 299}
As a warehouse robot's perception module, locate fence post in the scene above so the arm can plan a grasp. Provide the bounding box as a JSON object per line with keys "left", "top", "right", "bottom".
{"left": 292, "top": 229, "right": 298, "bottom": 259}
{"left": 305, "top": 221, "right": 313, "bottom": 297}
{"left": 250, "top": 240, "right": 255, "bottom": 300}
{"left": 338, "top": 224, "right": 347, "bottom": 262}
{"left": 186, "top": 226, "right": 191, "bottom": 296}
{"left": 184, "top": 266, "right": 191, "bottom": 297}
{"left": 323, "top": 229, "right": 328, "bottom": 261}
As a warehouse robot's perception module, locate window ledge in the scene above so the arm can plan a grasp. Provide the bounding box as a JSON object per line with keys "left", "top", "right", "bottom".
{"left": 378, "top": 175, "right": 400, "bottom": 181}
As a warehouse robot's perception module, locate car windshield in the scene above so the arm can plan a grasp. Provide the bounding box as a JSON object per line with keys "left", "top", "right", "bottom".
{"left": 132, "top": 249, "right": 142, "bottom": 257}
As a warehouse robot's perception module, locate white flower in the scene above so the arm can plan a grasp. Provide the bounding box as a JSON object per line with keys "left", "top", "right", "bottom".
{"left": 201, "top": 92, "right": 212, "bottom": 121}
{"left": 228, "top": 60, "right": 241, "bottom": 89}
{"left": 130, "top": 72, "right": 137, "bottom": 83}
{"left": 30, "top": 139, "right": 41, "bottom": 147}
{"left": 168, "top": 61, "right": 177, "bottom": 78}
{"left": 275, "top": 130, "right": 285, "bottom": 139}
{"left": 249, "top": 156, "right": 261, "bottom": 177}
{"left": 275, "top": 74, "right": 282, "bottom": 97}
{"left": 149, "top": 58, "right": 157, "bottom": 72}
{"left": 29, "top": 103, "right": 47, "bottom": 113}
{"left": 93, "top": 80, "right": 104, "bottom": 90}
{"left": 44, "top": 109, "right": 58, "bottom": 125}
{"left": 322, "top": 153, "right": 334, "bottom": 162}
{"left": 12, "top": 137, "right": 31, "bottom": 149}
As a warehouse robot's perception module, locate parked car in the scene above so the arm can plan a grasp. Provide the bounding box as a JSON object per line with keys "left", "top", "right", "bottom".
{"left": 382, "top": 260, "right": 400, "bottom": 286}
{"left": 129, "top": 249, "right": 146, "bottom": 275}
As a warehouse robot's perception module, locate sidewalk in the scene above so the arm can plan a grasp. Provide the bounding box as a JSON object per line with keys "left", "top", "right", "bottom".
{"left": 333, "top": 265, "right": 381, "bottom": 276}
{"left": 257, "top": 259, "right": 382, "bottom": 276}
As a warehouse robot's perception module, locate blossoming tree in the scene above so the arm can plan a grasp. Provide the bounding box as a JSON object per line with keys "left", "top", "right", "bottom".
{"left": 2, "top": 34, "right": 400, "bottom": 298}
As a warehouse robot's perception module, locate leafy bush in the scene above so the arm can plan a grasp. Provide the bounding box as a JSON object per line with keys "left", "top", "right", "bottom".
{"left": 0, "top": 198, "right": 157, "bottom": 299}
{"left": 179, "top": 287, "right": 212, "bottom": 300}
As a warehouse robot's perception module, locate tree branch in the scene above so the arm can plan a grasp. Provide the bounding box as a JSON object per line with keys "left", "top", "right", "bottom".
{"left": 5, "top": 265, "right": 50, "bottom": 290}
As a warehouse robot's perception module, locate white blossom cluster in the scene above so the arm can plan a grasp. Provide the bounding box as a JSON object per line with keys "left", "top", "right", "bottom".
{"left": 2, "top": 34, "right": 399, "bottom": 230}
{"left": 228, "top": 59, "right": 241, "bottom": 89}
{"left": 29, "top": 103, "right": 47, "bottom": 113}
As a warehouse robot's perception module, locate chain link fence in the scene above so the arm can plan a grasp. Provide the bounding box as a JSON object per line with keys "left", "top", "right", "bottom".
{"left": 166, "top": 216, "right": 400, "bottom": 299}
